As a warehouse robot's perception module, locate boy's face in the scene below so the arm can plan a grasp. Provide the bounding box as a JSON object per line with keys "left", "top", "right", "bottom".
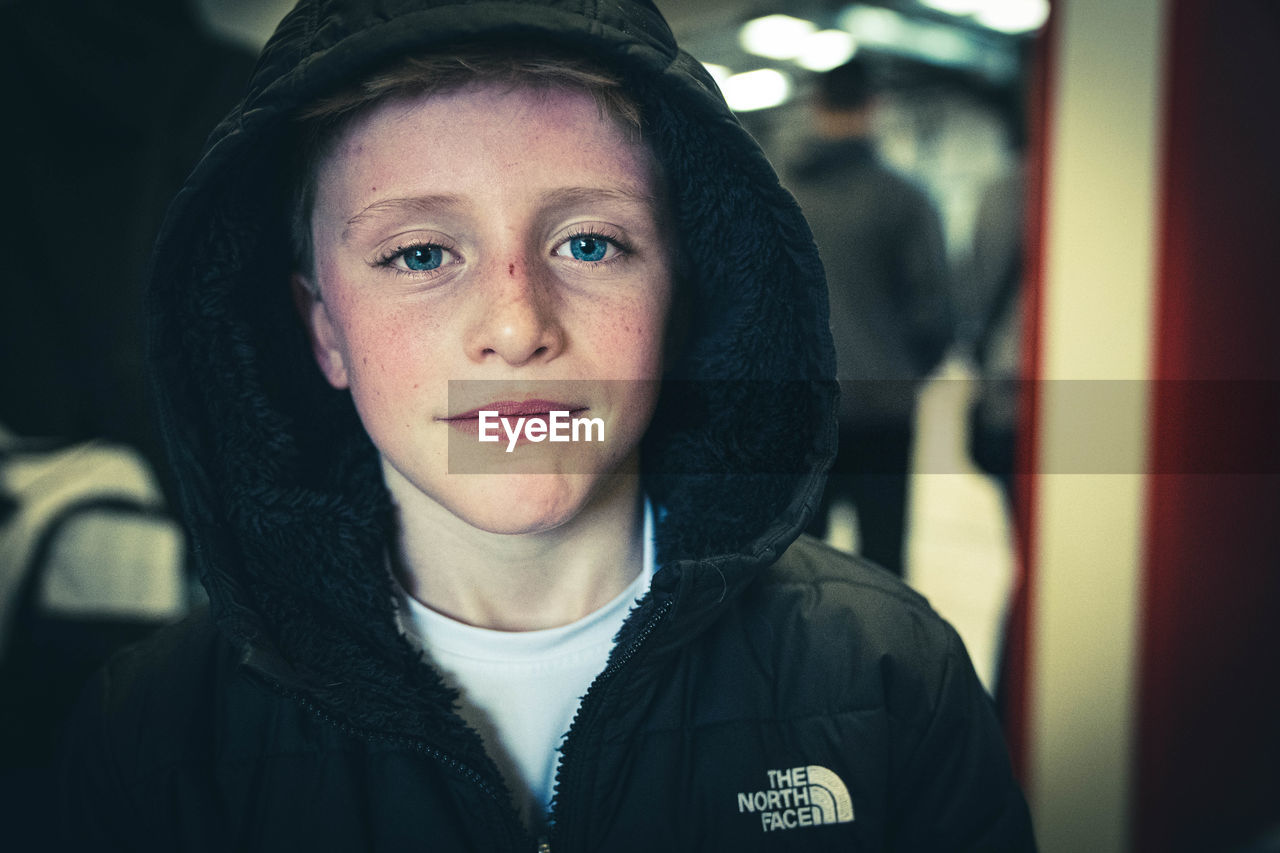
{"left": 297, "top": 82, "right": 673, "bottom": 534}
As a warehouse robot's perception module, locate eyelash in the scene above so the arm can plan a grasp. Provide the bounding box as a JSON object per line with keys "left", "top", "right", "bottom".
{"left": 374, "top": 243, "right": 456, "bottom": 278}
{"left": 556, "top": 226, "right": 632, "bottom": 265}
{"left": 371, "top": 227, "right": 633, "bottom": 276}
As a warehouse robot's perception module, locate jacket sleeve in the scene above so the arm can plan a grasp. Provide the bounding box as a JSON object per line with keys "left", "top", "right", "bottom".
{"left": 890, "top": 627, "right": 1037, "bottom": 851}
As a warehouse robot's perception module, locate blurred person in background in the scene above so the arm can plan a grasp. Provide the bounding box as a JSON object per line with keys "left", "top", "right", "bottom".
{"left": 787, "top": 58, "right": 954, "bottom": 577}
{"left": 961, "top": 150, "right": 1027, "bottom": 515}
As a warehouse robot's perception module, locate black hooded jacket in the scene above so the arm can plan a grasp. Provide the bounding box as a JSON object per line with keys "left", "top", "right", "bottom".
{"left": 59, "top": 0, "right": 1035, "bottom": 849}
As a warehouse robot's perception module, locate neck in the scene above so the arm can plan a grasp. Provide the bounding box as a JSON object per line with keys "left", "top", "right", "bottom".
{"left": 388, "top": 461, "right": 646, "bottom": 631}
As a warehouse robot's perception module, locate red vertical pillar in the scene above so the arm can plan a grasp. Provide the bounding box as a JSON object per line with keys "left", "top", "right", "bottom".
{"left": 1000, "top": 3, "right": 1056, "bottom": 784}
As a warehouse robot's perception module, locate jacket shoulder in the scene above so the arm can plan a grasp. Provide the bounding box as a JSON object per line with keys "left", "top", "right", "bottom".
{"left": 57, "top": 608, "right": 275, "bottom": 845}
{"left": 702, "top": 536, "right": 1036, "bottom": 849}
{"left": 98, "top": 608, "right": 227, "bottom": 728}
{"left": 60, "top": 608, "right": 235, "bottom": 781}
{"left": 766, "top": 532, "right": 931, "bottom": 600}
{"left": 691, "top": 534, "right": 985, "bottom": 735}
{"left": 754, "top": 533, "right": 962, "bottom": 665}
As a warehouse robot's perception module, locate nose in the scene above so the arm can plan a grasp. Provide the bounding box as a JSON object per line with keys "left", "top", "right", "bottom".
{"left": 464, "top": 257, "right": 566, "bottom": 366}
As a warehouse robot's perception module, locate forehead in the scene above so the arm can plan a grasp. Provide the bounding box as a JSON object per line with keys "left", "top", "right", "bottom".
{"left": 313, "top": 82, "right": 662, "bottom": 220}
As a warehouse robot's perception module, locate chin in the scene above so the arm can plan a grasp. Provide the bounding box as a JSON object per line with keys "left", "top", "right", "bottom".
{"left": 438, "top": 473, "right": 592, "bottom": 536}
{"left": 381, "top": 446, "right": 640, "bottom": 538}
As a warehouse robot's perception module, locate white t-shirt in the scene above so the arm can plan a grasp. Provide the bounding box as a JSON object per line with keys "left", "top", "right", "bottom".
{"left": 395, "top": 502, "right": 654, "bottom": 830}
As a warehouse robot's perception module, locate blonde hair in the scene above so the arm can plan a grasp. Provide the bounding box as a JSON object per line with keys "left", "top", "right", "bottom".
{"left": 289, "top": 44, "right": 647, "bottom": 278}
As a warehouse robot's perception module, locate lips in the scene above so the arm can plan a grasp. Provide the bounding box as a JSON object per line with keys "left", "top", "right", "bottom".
{"left": 440, "top": 400, "right": 589, "bottom": 439}
{"left": 442, "top": 400, "right": 587, "bottom": 421}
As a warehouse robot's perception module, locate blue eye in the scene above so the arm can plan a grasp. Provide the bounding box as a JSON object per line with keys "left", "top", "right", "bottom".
{"left": 568, "top": 235, "right": 609, "bottom": 262}
{"left": 377, "top": 243, "right": 457, "bottom": 275}
{"left": 402, "top": 245, "right": 445, "bottom": 271}
{"left": 556, "top": 232, "right": 629, "bottom": 264}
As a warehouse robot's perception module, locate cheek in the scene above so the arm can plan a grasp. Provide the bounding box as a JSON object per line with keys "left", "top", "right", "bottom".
{"left": 584, "top": 285, "right": 673, "bottom": 376}
{"left": 338, "top": 304, "right": 450, "bottom": 403}
{"left": 591, "top": 314, "right": 663, "bottom": 376}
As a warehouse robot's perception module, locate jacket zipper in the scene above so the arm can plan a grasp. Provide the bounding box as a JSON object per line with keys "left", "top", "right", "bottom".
{"left": 257, "top": 675, "right": 534, "bottom": 850}
{"left": 545, "top": 597, "right": 674, "bottom": 851}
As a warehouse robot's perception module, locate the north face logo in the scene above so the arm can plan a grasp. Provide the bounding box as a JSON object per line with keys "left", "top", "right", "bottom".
{"left": 736, "top": 765, "right": 855, "bottom": 832}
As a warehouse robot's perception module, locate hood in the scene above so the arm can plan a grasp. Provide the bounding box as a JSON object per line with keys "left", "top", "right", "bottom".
{"left": 148, "top": 0, "right": 836, "bottom": 737}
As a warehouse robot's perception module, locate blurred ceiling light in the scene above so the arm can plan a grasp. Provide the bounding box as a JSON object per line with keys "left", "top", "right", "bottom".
{"left": 838, "top": 5, "right": 908, "bottom": 46}
{"left": 796, "top": 29, "right": 858, "bottom": 71}
{"left": 918, "top": 0, "right": 985, "bottom": 14}
{"left": 914, "top": 24, "right": 975, "bottom": 62}
{"left": 722, "top": 68, "right": 793, "bottom": 111}
{"left": 918, "top": 0, "right": 1050, "bottom": 34}
{"left": 838, "top": 3, "right": 1017, "bottom": 77}
{"left": 702, "top": 62, "right": 732, "bottom": 87}
{"left": 975, "top": 0, "right": 1050, "bottom": 34}
{"left": 739, "top": 14, "right": 817, "bottom": 60}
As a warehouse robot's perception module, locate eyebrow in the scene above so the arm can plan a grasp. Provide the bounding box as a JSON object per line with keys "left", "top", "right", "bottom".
{"left": 342, "top": 185, "right": 658, "bottom": 243}
{"left": 536, "top": 185, "right": 659, "bottom": 213}
{"left": 343, "top": 194, "right": 463, "bottom": 242}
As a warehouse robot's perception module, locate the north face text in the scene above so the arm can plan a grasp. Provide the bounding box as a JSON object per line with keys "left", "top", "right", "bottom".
{"left": 736, "top": 765, "right": 855, "bottom": 832}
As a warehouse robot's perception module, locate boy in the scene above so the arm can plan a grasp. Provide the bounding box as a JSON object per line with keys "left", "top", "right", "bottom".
{"left": 61, "top": 0, "right": 1035, "bottom": 850}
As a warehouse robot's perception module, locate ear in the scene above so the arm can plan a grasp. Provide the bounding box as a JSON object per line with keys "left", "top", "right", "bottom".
{"left": 291, "top": 273, "right": 350, "bottom": 389}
